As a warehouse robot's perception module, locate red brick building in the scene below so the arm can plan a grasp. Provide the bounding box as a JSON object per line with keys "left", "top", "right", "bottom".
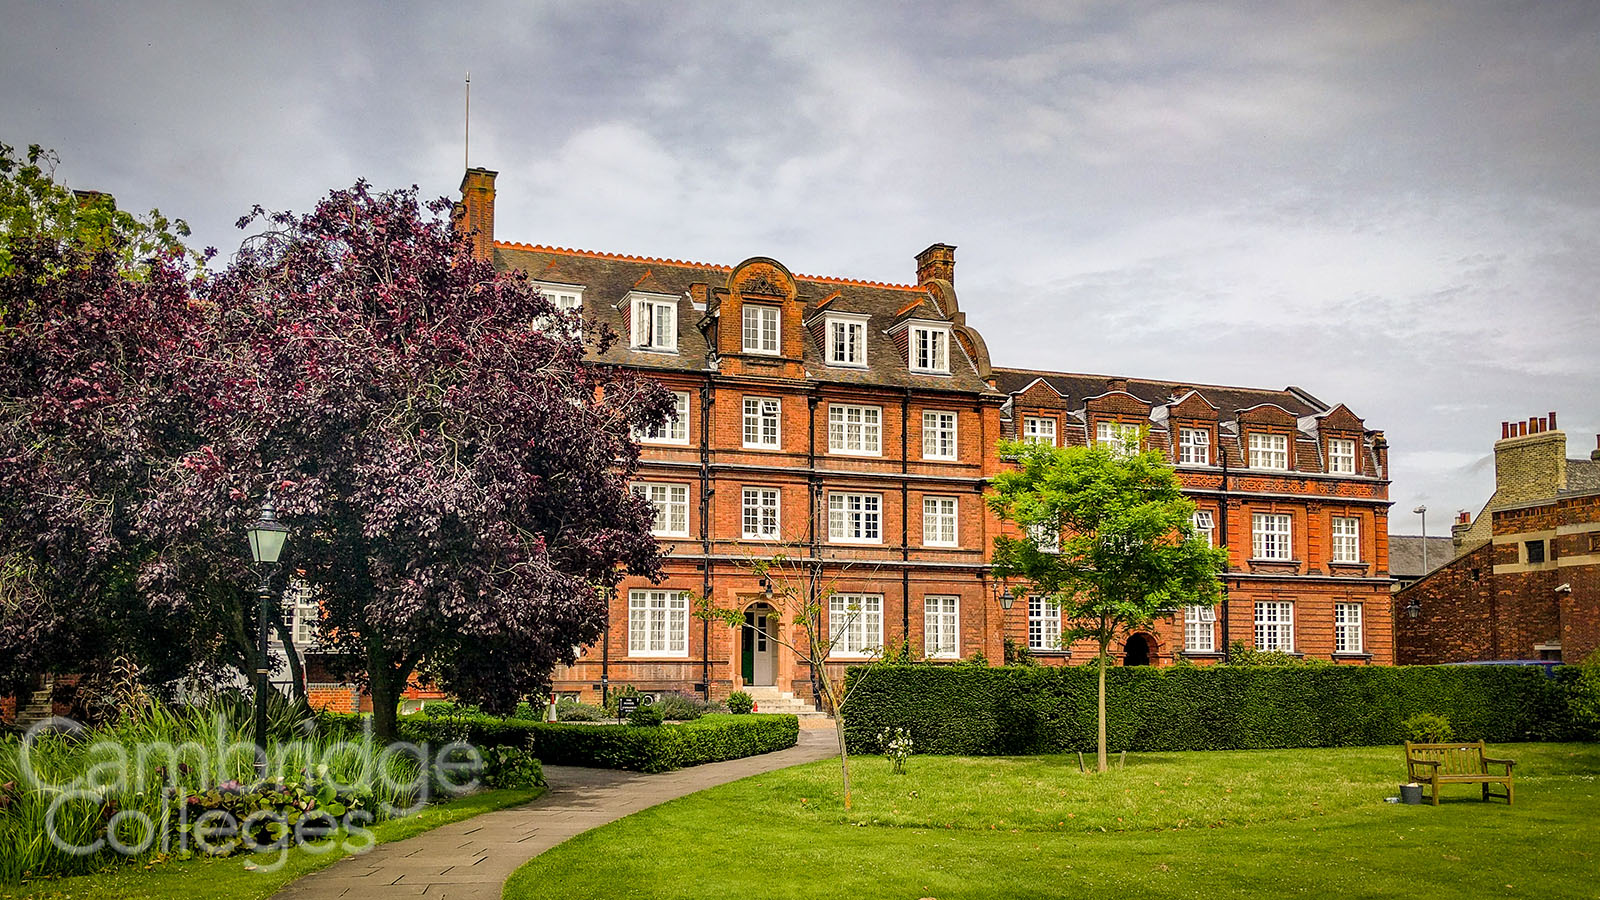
{"left": 994, "top": 371, "right": 1393, "bottom": 667}
{"left": 1396, "top": 414, "right": 1600, "bottom": 664}
{"left": 456, "top": 166, "right": 1395, "bottom": 709}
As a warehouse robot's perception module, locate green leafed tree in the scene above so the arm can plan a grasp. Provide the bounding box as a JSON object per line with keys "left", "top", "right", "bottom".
{"left": 988, "top": 435, "right": 1227, "bottom": 772}
{"left": 0, "top": 142, "right": 198, "bottom": 278}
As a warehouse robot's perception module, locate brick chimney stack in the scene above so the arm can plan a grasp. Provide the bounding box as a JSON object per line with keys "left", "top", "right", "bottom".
{"left": 915, "top": 243, "right": 956, "bottom": 286}
{"left": 457, "top": 167, "right": 498, "bottom": 263}
{"left": 1492, "top": 411, "right": 1567, "bottom": 506}
{"left": 1592, "top": 434, "right": 1600, "bottom": 462}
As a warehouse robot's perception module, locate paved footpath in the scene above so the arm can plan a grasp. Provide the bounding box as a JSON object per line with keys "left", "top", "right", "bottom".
{"left": 274, "top": 726, "right": 838, "bottom": 900}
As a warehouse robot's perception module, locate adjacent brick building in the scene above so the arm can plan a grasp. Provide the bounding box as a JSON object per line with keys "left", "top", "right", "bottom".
{"left": 1395, "top": 414, "right": 1600, "bottom": 664}
{"left": 449, "top": 165, "right": 1395, "bottom": 710}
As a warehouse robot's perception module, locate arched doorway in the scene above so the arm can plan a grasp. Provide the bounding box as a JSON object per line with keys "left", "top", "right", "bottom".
{"left": 1123, "top": 633, "right": 1155, "bottom": 666}
{"left": 742, "top": 603, "right": 778, "bottom": 686}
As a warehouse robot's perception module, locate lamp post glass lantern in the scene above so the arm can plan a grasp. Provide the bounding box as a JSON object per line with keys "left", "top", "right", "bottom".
{"left": 246, "top": 493, "right": 290, "bottom": 777}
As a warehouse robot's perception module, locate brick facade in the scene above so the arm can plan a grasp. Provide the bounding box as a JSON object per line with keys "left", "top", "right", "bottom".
{"left": 449, "top": 166, "right": 1395, "bottom": 710}
{"left": 1396, "top": 417, "right": 1600, "bottom": 664}
{"left": 995, "top": 375, "right": 1393, "bottom": 667}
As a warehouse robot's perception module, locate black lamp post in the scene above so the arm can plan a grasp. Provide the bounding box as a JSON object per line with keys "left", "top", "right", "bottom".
{"left": 246, "top": 492, "right": 289, "bottom": 777}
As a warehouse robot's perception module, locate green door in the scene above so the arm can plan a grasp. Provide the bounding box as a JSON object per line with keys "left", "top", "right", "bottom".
{"left": 741, "top": 612, "right": 755, "bottom": 682}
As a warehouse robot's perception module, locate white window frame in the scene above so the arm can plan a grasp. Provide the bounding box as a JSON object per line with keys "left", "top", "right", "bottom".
{"left": 827, "top": 492, "right": 882, "bottom": 544}
{"left": 1022, "top": 416, "right": 1056, "bottom": 446}
{"left": 825, "top": 314, "right": 868, "bottom": 368}
{"left": 1248, "top": 432, "right": 1289, "bottom": 470}
{"left": 827, "top": 404, "right": 882, "bottom": 456}
{"left": 924, "top": 595, "right": 959, "bottom": 659}
{"left": 1179, "top": 427, "right": 1210, "bottom": 465}
{"left": 923, "top": 495, "right": 959, "bottom": 547}
{"left": 534, "top": 281, "right": 584, "bottom": 312}
{"left": 1191, "top": 510, "right": 1215, "bottom": 547}
{"left": 1184, "top": 604, "right": 1216, "bottom": 653}
{"left": 280, "top": 580, "right": 319, "bottom": 650}
{"left": 1096, "top": 421, "right": 1142, "bottom": 458}
{"left": 1334, "top": 602, "right": 1363, "bottom": 654}
{"left": 1328, "top": 438, "right": 1357, "bottom": 475}
{"left": 829, "top": 593, "right": 883, "bottom": 657}
{"left": 1331, "top": 516, "right": 1361, "bottom": 563}
{"left": 742, "top": 304, "right": 780, "bottom": 355}
{"left": 1028, "top": 595, "right": 1063, "bottom": 651}
{"left": 909, "top": 323, "right": 951, "bottom": 374}
{"left": 630, "top": 294, "right": 678, "bottom": 352}
{"left": 633, "top": 482, "right": 689, "bottom": 537}
{"left": 922, "top": 409, "right": 958, "bottom": 460}
{"left": 1027, "top": 519, "right": 1061, "bottom": 554}
{"left": 742, "top": 487, "right": 780, "bottom": 540}
{"left": 742, "top": 396, "right": 781, "bottom": 449}
{"left": 628, "top": 589, "right": 689, "bottom": 657}
{"left": 637, "top": 390, "right": 690, "bottom": 445}
{"left": 1254, "top": 600, "right": 1294, "bottom": 652}
{"left": 1252, "top": 512, "right": 1292, "bottom": 561}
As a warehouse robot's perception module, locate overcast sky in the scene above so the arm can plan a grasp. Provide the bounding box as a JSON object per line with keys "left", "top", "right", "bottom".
{"left": 5, "top": 0, "right": 1596, "bottom": 534}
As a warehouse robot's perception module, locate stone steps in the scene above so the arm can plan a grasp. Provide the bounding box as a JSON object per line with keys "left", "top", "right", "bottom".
{"left": 741, "top": 687, "right": 830, "bottom": 718}
{"left": 15, "top": 683, "right": 55, "bottom": 729}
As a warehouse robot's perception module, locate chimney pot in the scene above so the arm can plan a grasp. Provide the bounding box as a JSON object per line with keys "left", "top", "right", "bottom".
{"left": 1501, "top": 422, "right": 1509, "bottom": 439}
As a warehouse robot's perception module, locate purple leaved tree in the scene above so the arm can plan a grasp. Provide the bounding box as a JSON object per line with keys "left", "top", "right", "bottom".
{"left": 158, "top": 183, "right": 671, "bottom": 740}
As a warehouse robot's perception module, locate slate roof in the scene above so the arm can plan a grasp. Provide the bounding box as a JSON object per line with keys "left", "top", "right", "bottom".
{"left": 992, "top": 368, "right": 1323, "bottom": 419}
{"left": 494, "top": 242, "right": 999, "bottom": 395}
{"left": 1564, "top": 457, "right": 1600, "bottom": 495}
{"left": 1387, "top": 535, "right": 1457, "bottom": 578}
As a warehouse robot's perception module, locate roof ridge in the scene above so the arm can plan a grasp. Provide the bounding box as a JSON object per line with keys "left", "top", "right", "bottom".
{"left": 495, "top": 241, "right": 923, "bottom": 292}
{"left": 496, "top": 241, "right": 733, "bottom": 271}
{"left": 992, "top": 366, "right": 1300, "bottom": 396}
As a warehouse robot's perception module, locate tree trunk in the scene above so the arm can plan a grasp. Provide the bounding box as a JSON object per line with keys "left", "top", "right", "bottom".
{"left": 367, "top": 637, "right": 401, "bottom": 744}
{"left": 835, "top": 713, "right": 852, "bottom": 811}
{"left": 822, "top": 677, "right": 852, "bottom": 810}
{"left": 1097, "top": 641, "right": 1109, "bottom": 773}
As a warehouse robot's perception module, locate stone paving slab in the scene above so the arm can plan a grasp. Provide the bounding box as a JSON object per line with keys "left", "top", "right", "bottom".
{"left": 273, "top": 728, "right": 837, "bottom": 900}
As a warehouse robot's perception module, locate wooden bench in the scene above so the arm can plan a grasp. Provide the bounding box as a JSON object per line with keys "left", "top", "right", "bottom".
{"left": 1404, "top": 741, "right": 1515, "bottom": 806}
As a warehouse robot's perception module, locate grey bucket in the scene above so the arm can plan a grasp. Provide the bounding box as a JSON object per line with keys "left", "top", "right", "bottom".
{"left": 1400, "top": 783, "right": 1424, "bottom": 805}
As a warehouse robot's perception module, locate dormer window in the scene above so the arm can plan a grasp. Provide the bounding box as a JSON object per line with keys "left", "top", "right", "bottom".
{"left": 910, "top": 324, "right": 950, "bottom": 374}
{"left": 826, "top": 314, "right": 867, "bottom": 367}
{"left": 631, "top": 295, "right": 677, "bottom": 352}
{"left": 742, "top": 304, "right": 780, "bottom": 355}
{"left": 1178, "top": 427, "right": 1210, "bottom": 465}
{"left": 1096, "top": 421, "right": 1141, "bottom": 458}
{"left": 1248, "top": 432, "right": 1289, "bottom": 470}
{"left": 534, "top": 282, "right": 584, "bottom": 313}
{"left": 1328, "top": 438, "right": 1357, "bottom": 474}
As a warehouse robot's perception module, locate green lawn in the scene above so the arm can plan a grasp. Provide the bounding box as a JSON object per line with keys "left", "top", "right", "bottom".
{"left": 1, "top": 787, "right": 543, "bottom": 900}
{"left": 507, "top": 744, "right": 1600, "bottom": 900}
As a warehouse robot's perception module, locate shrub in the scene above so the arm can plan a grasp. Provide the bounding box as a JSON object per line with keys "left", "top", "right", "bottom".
{"left": 628, "top": 704, "right": 665, "bottom": 727}
{"left": 1402, "top": 712, "right": 1455, "bottom": 743}
{"left": 1003, "top": 638, "right": 1038, "bottom": 667}
{"left": 878, "top": 726, "right": 914, "bottom": 775}
{"left": 727, "top": 691, "right": 754, "bottom": 715}
{"left": 1560, "top": 652, "right": 1600, "bottom": 740}
{"left": 653, "top": 692, "right": 708, "bottom": 722}
{"left": 840, "top": 664, "right": 1576, "bottom": 755}
{"left": 527, "top": 714, "right": 797, "bottom": 772}
{"left": 556, "top": 700, "right": 605, "bottom": 723}
{"left": 480, "top": 746, "right": 546, "bottom": 789}
{"left": 603, "top": 685, "right": 643, "bottom": 718}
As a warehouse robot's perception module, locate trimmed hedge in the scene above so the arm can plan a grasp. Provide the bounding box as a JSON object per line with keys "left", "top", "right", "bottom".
{"left": 323, "top": 712, "right": 800, "bottom": 774}
{"left": 841, "top": 665, "right": 1580, "bottom": 755}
